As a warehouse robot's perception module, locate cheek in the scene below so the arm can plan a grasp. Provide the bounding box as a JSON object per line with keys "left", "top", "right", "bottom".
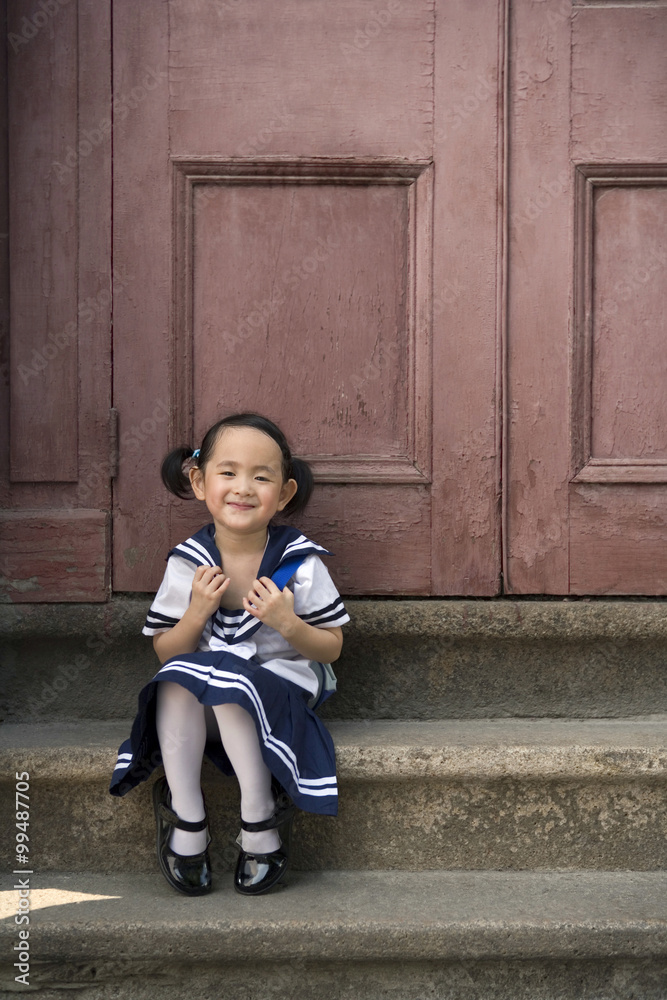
{"left": 264, "top": 486, "right": 283, "bottom": 506}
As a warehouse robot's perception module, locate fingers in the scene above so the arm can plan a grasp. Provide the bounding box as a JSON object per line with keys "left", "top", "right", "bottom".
{"left": 194, "top": 565, "right": 228, "bottom": 593}
{"left": 246, "top": 576, "right": 277, "bottom": 602}
{"left": 194, "top": 564, "right": 221, "bottom": 582}
{"left": 244, "top": 577, "right": 294, "bottom": 625}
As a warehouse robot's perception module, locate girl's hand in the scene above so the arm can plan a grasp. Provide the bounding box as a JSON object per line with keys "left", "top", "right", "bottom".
{"left": 243, "top": 576, "right": 343, "bottom": 662}
{"left": 190, "top": 564, "right": 230, "bottom": 620}
{"left": 243, "top": 577, "right": 296, "bottom": 634}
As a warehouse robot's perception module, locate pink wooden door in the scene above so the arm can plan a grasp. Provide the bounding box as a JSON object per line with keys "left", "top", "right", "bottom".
{"left": 6, "top": 2, "right": 666, "bottom": 603}
{"left": 506, "top": 0, "right": 667, "bottom": 594}
{"left": 112, "top": 0, "right": 504, "bottom": 596}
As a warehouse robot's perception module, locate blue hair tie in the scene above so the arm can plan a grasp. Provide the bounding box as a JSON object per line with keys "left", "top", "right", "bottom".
{"left": 192, "top": 449, "right": 200, "bottom": 461}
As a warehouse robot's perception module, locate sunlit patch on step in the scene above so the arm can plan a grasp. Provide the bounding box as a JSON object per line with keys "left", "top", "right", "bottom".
{"left": 0, "top": 888, "right": 121, "bottom": 920}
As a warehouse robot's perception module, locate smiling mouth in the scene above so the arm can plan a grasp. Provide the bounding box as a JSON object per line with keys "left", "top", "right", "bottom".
{"left": 228, "top": 502, "right": 254, "bottom": 509}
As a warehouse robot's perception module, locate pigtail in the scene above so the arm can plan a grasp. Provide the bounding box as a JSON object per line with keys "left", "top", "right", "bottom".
{"left": 283, "top": 456, "right": 314, "bottom": 518}
{"left": 161, "top": 445, "right": 196, "bottom": 499}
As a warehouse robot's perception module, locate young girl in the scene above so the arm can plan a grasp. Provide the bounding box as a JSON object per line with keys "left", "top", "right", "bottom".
{"left": 110, "top": 413, "right": 349, "bottom": 896}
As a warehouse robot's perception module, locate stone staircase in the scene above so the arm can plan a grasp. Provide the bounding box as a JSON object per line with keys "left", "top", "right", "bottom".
{"left": 1, "top": 599, "right": 666, "bottom": 998}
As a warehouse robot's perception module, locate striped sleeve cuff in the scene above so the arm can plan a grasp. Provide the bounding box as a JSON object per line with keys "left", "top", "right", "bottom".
{"left": 142, "top": 610, "right": 180, "bottom": 635}
{"left": 300, "top": 598, "right": 350, "bottom": 629}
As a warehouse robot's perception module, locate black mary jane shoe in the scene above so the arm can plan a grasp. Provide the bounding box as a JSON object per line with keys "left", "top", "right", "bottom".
{"left": 234, "top": 788, "right": 295, "bottom": 896}
{"left": 152, "top": 776, "right": 212, "bottom": 896}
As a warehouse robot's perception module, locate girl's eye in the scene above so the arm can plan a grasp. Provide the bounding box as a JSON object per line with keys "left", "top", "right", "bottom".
{"left": 220, "top": 471, "right": 235, "bottom": 477}
{"left": 255, "top": 476, "right": 270, "bottom": 482}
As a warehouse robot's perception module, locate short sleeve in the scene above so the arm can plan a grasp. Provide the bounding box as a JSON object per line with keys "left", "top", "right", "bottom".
{"left": 142, "top": 555, "right": 197, "bottom": 635}
{"left": 291, "top": 555, "right": 350, "bottom": 629}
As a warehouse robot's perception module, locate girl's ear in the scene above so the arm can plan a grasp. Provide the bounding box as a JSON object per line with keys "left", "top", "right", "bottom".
{"left": 276, "top": 477, "right": 298, "bottom": 511}
{"left": 189, "top": 465, "right": 206, "bottom": 501}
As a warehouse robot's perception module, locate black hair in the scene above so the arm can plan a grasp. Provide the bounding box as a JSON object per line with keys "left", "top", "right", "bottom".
{"left": 160, "top": 412, "right": 314, "bottom": 518}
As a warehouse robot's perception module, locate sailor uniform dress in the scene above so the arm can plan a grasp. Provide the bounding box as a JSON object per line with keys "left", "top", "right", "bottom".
{"left": 109, "top": 523, "right": 349, "bottom": 815}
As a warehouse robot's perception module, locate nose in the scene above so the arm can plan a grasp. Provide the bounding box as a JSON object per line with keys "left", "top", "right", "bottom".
{"left": 233, "top": 476, "right": 253, "bottom": 495}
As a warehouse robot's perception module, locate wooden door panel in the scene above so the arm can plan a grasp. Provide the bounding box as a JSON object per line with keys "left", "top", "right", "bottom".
{"left": 178, "top": 164, "right": 431, "bottom": 476}
{"left": 0, "top": 511, "right": 109, "bottom": 603}
{"left": 113, "top": 0, "right": 503, "bottom": 596}
{"left": 187, "top": 171, "right": 420, "bottom": 459}
{"left": 571, "top": 6, "right": 667, "bottom": 164}
{"left": 9, "top": 0, "right": 78, "bottom": 482}
{"left": 111, "top": 1, "right": 172, "bottom": 590}
{"left": 507, "top": 0, "right": 667, "bottom": 594}
{"left": 432, "top": 0, "right": 505, "bottom": 594}
{"left": 569, "top": 6, "right": 667, "bottom": 594}
{"left": 570, "top": 486, "right": 667, "bottom": 595}
{"left": 1, "top": 0, "right": 112, "bottom": 602}
{"left": 168, "top": 0, "right": 433, "bottom": 160}
{"left": 505, "top": 0, "right": 572, "bottom": 594}
{"left": 585, "top": 180, "right": 667, "bottom": 467}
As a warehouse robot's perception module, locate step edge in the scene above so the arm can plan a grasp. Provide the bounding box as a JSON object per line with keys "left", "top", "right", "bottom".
{"left": 2, "top": 746, "right": 665, "bottom": 781}
{"left": 2, "top": 871, "right": 666, "bottom": 964}
{"left": 5, "top": 598, "right": 667, "bottom": 641}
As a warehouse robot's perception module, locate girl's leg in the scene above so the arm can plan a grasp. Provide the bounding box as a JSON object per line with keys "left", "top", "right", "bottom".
{"left": 211, "top": 702, "right": 281, "bottom": 854}
{"left": 156, "top": 681, "right": 208, "bottom": 855}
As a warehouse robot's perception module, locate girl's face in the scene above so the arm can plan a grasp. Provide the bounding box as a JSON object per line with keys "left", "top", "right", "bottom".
{"left": 189, "top": 426, "right": 297, "bottom": 537}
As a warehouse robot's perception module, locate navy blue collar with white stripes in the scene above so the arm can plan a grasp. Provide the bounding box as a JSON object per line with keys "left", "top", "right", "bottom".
{"left": 168, "top": 522, "right": 331, "bottom": 575}
{"left": 168, "top": 523, "right": 333, "bottom": 645}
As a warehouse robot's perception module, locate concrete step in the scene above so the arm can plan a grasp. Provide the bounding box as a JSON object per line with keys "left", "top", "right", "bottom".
{"left": 3, "top": 599, "right": 667, "bottom": 721}
{"left": 1, "top": 870, "right": 666, "bottom": 998}
{"left": 1, "top": 718, "right": 665, "bottom": 873}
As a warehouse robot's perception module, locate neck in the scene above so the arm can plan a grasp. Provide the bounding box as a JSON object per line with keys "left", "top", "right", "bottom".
{"left": 214, "top": 524, "right": 268, "bottom": 559}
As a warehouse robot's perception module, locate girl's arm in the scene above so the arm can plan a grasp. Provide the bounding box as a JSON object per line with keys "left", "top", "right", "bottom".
{"left": 153, "top": 564, "right": 230, "bottom": 665}
{"left": 243, "top": 577, "right": 344, "bottom": 662}
{"left": 279, "top": 620, "right": 343, "bottom": 664}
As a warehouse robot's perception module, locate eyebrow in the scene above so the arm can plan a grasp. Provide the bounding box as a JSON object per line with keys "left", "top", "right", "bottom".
{"left": 215, "top": 461, "right": 277, "bottom": 475}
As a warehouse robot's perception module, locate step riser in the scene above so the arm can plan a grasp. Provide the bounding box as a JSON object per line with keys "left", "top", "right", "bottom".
{"left": 2, "top": 769, "right": 663, "bottom": 873}
{"left": 5, "top": 634, "right": 667, "bottom": 721}
{"left": 2, "top": 957, "right": 666, "bottom": 1000}
{"left": 4, "top": 600, "right": 667, "bottom": 720}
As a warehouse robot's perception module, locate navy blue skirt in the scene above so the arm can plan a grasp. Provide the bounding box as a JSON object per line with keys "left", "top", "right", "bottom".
{"left": 109, "top": 650, "right": 338, "bottom": 815}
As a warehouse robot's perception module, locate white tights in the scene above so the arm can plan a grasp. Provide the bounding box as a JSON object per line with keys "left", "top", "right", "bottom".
{"left": 156, "top": 682, "right": 280, "bottom": 856}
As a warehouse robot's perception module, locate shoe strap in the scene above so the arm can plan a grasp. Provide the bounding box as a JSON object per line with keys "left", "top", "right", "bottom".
{"left": 240, "top": 815, "right": 276, "bottom": 833}
{"left": 158, "top": 802, "right": 208, "bottom": 833}
{"left": 240, "top": 800, "right": 294, "bottom": 833}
